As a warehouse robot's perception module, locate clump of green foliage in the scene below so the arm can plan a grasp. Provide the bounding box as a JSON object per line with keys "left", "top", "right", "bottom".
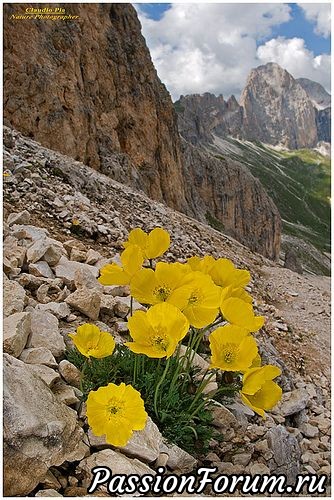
{"left": 67, "top": 344, "right": 237, "bottom": 454}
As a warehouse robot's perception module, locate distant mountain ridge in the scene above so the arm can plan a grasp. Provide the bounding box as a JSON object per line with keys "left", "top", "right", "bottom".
{"left": 175, "top": 62, "right": 331, "bottom": 150}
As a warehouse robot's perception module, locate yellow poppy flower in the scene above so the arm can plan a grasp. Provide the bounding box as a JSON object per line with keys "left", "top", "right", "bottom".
{"left": 241, "top": 365, "right": 282, "bottom": 418}
{"left": 86, "top": 382, "right": 148, "bottom": 446}
{"left": 98, "top": 244, "right": 144, "bottom": 286}
{"left": 125, "top": 302, "right": 189, "bottom": 358}
{"left": 169, "top": 272, "right": 221, "bottom": 328}
{"left": 209, "top": 324, "right": 258, "bottom": 371}
{"left": 68, "top": 324, "right": 116, "bottom": 358}
{"left": 130, "top": 262, "right": 191, "bottom": 306}
{"left": 209, "top": 258, "right": 251, "bottom": 289}
{"left": 123, "top": 227, "right": 170, "bottom": 259}
{"left": 187, "top": 255, "right": 216, "bottom": 275}
{"left": 221, "top": 285, "right": 253, "bottom": 304}
{"left": 221, "top": 297, "right": 264, "bottom": 332}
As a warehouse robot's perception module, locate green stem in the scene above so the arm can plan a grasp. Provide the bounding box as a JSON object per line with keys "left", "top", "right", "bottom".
{"left": 133, "top": 355, "right": 138, "bottom": 384}
{"left": 154, "top": 358, "right": 171, "bottom": 419}
{"left": 79, "top": 358, "right": 89, "bottom": 396}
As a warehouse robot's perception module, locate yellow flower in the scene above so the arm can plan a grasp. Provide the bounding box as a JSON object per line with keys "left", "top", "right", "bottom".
{"left": 209, "top": 324, "right": 258, "bottom": 372}
{"left": 98, "top": 244, "right": 144, "bottom": 286}
{"left": 130, "top": 262, "right": 191, "bottom": 306}
{"left": 169, "top": 272, "right": 221, "bottom": 328}
{"left": 221, "top": 297, "right": 264, "bottom": 332}
{"left": 241, "top": 365, "right": 282, "bottom": 418}
{"left": 123, "top": 227, "right": 170, "bottom": 259}
{"left": 86, "top": 382, "right": 148, "bottom": 446}
{"left": 187, "top": 255, "right": 216, "bottom": 275}
{"left": 68, "top": 324, "right": 116, "bottom": 358}
{"left": 209, "top": 258, "right": 251, "bottom": 289}
{"left": 125, "top": 303, "right": 189, "bottom": 358}
{"left": 221, "top": 285, "right": 253, "bottom": 304}
{"left": 72, "top": 218, "right": 80, "bottom": 226}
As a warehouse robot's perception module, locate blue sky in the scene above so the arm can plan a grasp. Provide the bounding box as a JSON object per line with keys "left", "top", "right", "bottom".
{"left": 136, "top": 3, "right": 331, "bottom": 99}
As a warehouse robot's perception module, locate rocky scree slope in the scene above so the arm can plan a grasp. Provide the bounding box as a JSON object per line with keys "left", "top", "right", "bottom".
{"left": 3, "top": 127, "right": 331, "bottom": 496}
{"left": 176, "top": 62, "right": 330, "bottom": 149}
{"left": 3, "top": 4, "right": 281, "bottom": 261}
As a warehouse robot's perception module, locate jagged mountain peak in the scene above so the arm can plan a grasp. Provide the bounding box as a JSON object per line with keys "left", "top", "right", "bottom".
{"left": 296, "top": 77, "right": 331, "bottom": 110}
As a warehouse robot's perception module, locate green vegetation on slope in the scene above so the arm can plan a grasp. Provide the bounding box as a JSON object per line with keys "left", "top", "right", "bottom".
{"left": 212, "top": 139, "right": 331, "bottom": 254}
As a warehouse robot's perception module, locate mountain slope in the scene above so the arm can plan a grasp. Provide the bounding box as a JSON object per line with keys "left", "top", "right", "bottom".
{"left": 297, "top": 77, "right": 331, "bottom": 109}
{"left": 3, "top": 3, "right": 281, "bottom": 261}
{"left": 208, "top": 137, "right": 330, "bottom": 274}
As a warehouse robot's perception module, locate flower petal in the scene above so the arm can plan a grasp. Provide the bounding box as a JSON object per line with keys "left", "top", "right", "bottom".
{"left": 146, "top": 228, "right": 170, "bottom": 259}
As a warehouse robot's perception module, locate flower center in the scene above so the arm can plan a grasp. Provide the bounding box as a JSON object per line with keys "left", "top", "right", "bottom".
{"left": 86, "top": 341, "right": 98, "bottom": 354}
{"left": 150, "top": 331, "right": 168, "bottom": 352}
{"left": 107, "top": 398, "right": 124, "bottom": 417}
{"left": 188, "top": 290, "right": 201, "bottom": 305}
{"left": 222, "top": 343, "right": 239, "bottom": 364}
{"left": 153, "top": 285, "right": 171, "bottom": 301}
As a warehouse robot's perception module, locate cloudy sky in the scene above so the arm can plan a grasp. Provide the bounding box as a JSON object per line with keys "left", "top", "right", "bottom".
{"left": 135, "top": 3, "right": 331, "bottom": 101}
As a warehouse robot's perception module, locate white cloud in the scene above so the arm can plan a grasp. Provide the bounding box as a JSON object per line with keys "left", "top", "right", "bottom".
{"left": 137, "top": 3, "right": 292, "bottom": 100}
{"left": 257, "top": 37, "right": 331, "bottom": 92}
{"left": 137, "top": 3, "right": 331, "bottom": 101}
{"left": 298, "top": 3, "right": 331, "bottom": 38}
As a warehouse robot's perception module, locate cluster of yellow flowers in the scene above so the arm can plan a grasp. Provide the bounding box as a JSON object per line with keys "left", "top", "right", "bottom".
{"left": 69, "top": 227, "right": 282, "bottom": 447}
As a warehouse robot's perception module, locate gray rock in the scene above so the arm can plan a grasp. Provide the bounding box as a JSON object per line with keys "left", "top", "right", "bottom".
{"left": 53, "top": 382, "right": 80, "bottom": 405}
{"left": 36, "top": 302, "right": 71, "bottom": 319}
{"left": 77, "top": 449, "right": 155, "bottom": 489}
{"left": 7, "top": 210, "right": 30, "bottom": 226}
{"left": 3, "top": 354, "right": 83, "bottom": 496}
{"left": 26, "top": 237, "right": 65, "bottom": 266}
{"left": 65, "top": 287, "right": 101, "bottom": 320}
{"left": 27, "top": 311, "right": 66, "bottom": 357}
{"left": 54, "top": 256, "right": 99, "bottom": 287}
{"left": 3, "top": 312, "right": 31, "bottom": 357}
{"left": 29, "top": 261, "right": 55, "bottom": 278}
{"left": 267, "top": 425, "right": 301, "bottom": 483}
{"left": 85, "top": 249, "right": 103, "bottom": 265}
{"left": 35, "top": 489, "right": 63, "bottom": 497}
{"left": 161, "top": 441, "right": 197, "bottom": 473}
{"left": 4, "top": 279, "right": 26, "bottom": 317}
{"left": 278, "top": 389, "right": 309, "bottom": 417}
{"left": 232, "top": 452, "right": 252, "bottom": 466}
{"left": 74, "top": 266, "right": 103, "bottom": 291}
{"left": 211, "top": 405, "right": 239, "bottom": 430}
{"left": 12, "top": 224, "right": 49, "bottom": 242}
{"left": 28, "top": 364, "right": 60, "bottom": 388}
{"left": 19, "top": 347, "right": 57, "bottom": 368}
{"left": 88, "top": 417, "right": 162, "bottom": 463}
{"left": 58, "top": 360, "right": 81, "bottom": 388}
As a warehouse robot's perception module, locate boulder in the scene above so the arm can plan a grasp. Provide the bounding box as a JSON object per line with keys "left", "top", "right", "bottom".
{"left": 29, "top": 261, "right": 55, "bottom": 278}
{"left": 27, "top": 310, "right": 66, "bottom": 357}
{"left": 65, "top": 287, "right": 101, "bottom": 320}
{"left": 278, "top": 389, "right": 309, "bottom": 417}
{"left": 26, "top": 237, "right": 65, "bottom": 266}
{"left": 7, "top": 210, "right": 30, "bottom": 226}
{"left": 4, "top": 279, "right": 26, "bottom": 317}
{"left": 58, "top": 360, "right": 81, "bottom": 388}
{"left": 87, "top": 417, "right": 162, "bottom": 463}
{"left": 19, "top": 347, "right": 58, "bottom": 368}
{"left": 267, "top": 425, "right": 301, "bottom": 483}
{"left": 4, "top": 354, "right": 83, "bottom": 496}
{"left": 3, "top": 312, "right": 31, "bottom": 357}
{"left": 160, "top": 441, "right": 197, "bottom": 473}
{"left": 77, "top": 449, "right": 155, "bottom": 490}
{"left": 54, "top": 256, "right": 99, "bottom": 287}
{"left": 36, "top": 302, "right": 71, "bottom": 319}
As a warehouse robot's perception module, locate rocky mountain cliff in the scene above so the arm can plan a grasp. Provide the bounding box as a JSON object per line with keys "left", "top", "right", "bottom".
{"left": 4, "top": 3, "right": 187, "bottom": 212}
{"left": 176, "top": 63, "right": 330, "bottom": 149}
{"left": 3, "top": 3, "right": 281, "bottom": 260}
{"left": 240, "top": 63, "right": 318, "bottom": 149}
